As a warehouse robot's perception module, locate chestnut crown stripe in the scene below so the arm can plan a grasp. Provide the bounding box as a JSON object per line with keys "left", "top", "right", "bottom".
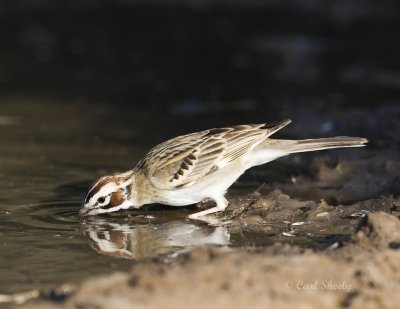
{"left": 84, "top": 177, "right": 115, "bottom": 203}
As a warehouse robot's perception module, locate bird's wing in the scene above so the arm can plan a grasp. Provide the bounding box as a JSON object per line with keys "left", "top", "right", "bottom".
{"left": 139, "top": 119, "right": 291, "bottom": 190}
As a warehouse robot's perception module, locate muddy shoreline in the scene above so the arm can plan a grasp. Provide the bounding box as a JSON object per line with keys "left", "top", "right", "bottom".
{"left": 20, "top": 148, "right": 400, "bottom": 308}
{"left": 22, "top": 209, "right": 400, "bottom": 308}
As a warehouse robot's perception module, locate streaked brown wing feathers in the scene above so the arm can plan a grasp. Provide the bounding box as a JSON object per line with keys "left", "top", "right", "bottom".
{"left": 148, "top": 135, "right": 226, "bottom": 189}
{"left": 142, "top": 120, "right": 291, "bottom": 190}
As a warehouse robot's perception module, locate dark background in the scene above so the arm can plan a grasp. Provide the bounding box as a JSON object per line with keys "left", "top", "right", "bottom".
{"left": 0, "top": 0, "right": 399, "bottom": 144}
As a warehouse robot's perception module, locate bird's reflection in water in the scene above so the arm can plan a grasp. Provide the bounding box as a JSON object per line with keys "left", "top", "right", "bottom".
{"left": 80, "top": 214, "right": 230, "bottom": 259}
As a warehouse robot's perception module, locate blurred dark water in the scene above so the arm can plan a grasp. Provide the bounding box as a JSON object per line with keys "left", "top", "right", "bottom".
{"left": 1, "top": 0, "right": 400, "bottom": 111}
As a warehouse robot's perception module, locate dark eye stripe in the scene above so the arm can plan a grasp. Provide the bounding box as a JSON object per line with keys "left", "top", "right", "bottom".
{"left": 85, "top": 187, "right": 101, "bottom": 203}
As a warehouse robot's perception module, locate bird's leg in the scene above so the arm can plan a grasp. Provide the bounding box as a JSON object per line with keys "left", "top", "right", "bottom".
{"left": 188, "top": 197, "right": 228, "bottom": 219}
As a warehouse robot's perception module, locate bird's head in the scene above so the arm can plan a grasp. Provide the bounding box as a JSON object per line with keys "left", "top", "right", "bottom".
{"left": 79, "top": 172, "right": 135, "bottom": 216}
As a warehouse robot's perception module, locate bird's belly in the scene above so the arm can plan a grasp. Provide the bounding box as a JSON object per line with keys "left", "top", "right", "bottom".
{"left": 155, "top": 165, "right": 247, "bottom": 207}
{"left": 154, "top": 193, "right": 200, "bottom": 206}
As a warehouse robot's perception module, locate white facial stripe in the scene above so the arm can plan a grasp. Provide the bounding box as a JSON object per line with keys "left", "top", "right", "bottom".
{"left": 86, "top": 177, "right": 106, "bottom": 199}
{"left": 95, "top": 200, "right": 134, "bottom": 214}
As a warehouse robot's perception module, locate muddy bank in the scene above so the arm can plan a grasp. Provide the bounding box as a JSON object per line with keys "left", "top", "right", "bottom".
{"left": 22, "top": 210, "right": 400, "bottom": 309}
{"left": 16, "top": 149, "right": 400, "bottom": 308}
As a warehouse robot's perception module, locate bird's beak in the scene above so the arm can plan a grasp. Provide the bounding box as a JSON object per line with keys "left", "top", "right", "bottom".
{"left": 79, "top": 204, "right": 96, "bottom": 217}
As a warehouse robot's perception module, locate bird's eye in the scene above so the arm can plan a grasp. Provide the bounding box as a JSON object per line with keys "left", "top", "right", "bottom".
{"left": 96, "top": 195, "right": 111, "bottom": 208}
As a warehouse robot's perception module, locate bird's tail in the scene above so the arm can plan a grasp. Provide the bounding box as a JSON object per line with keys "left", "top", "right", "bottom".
{"left": 276, "top": 137, "right": 368, "bottom": 154}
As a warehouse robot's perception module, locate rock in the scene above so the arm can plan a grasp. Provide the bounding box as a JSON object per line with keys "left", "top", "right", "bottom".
{"left": 354, "top": 212, "right": 400, "bottom": 249}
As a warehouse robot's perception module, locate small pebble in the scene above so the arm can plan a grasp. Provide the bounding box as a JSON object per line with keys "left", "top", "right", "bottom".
{"left": 281, "top": 232, "right": 296, "bottom": 237}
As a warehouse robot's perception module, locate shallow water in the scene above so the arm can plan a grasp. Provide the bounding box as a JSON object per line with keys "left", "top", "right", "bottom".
{"left": 0, "top": 100, "right": 353, "bottom": 294}
{"left": 1, "top": 193, "right": 338, "bottom": 294}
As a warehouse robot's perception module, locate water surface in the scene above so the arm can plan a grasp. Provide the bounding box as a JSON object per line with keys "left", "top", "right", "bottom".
{"left": 0, "top": 100, "right": 347, "bottom": 295}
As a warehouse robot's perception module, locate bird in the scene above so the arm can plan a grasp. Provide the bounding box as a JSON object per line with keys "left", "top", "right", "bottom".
{"left": 79, "top": 119, "right": 367, "bottom": 219}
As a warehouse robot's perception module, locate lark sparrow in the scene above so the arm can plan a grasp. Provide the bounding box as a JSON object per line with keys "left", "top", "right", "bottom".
{"left": 80, "top": 119, "right": 367, "bottom": 219}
